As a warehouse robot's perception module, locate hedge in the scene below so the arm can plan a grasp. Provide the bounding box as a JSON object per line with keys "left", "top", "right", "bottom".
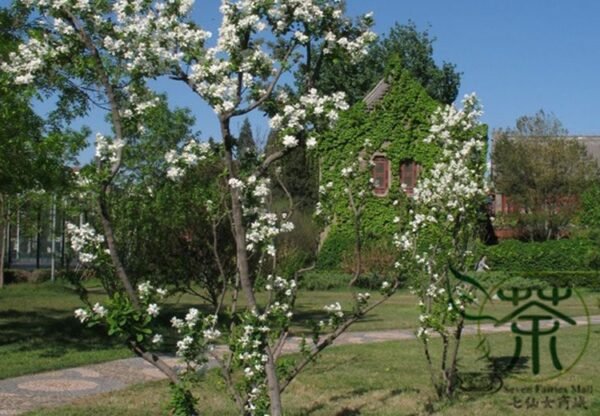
{"left": 518, "top": 271, "right": 600, "bottom": 289}
{"left": 299, "top": 270, "right": 392, "bottom": 291}
{"left": 475, "top": 271, "right": 600, "bottom": 290}
{"left": 483, "top": 239, "right": 598, "bottom": 272}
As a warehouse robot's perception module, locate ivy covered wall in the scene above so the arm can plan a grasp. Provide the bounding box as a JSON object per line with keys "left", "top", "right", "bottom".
{"left": 315, "top": 62, "right": 486, "bottom": 269}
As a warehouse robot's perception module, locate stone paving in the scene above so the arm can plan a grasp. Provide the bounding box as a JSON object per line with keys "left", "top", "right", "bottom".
{"left": 1, "top": 315, "right": 599, "bottom": 415}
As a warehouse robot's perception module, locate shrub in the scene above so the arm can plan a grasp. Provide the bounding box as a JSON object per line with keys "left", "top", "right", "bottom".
{"left": 30, "top": 269, "right": 52, "bottom": 282}
{"left": 2, "top": 269, "right": 32, "bottom": 284}
{"left": 580, "top": 184, "right": 600, "bottom": 229}
{"left": 518, "top": 271, "right": 600, "bottom": 289}
{"left": 299, "top": 270, "right": 352, "bottom": 290}
{"left": 340, "top": 240, "right": 397, "bottom": 278}
{"left": 474, "top": 271, "right": 600, "bottom": 289}
{"left": 299, "top": 270, "right": 397, "bottom": 291}
{"left": 483, "top": 239, "right": 597, "bottom": 272}
{"left": 316, "top": 229, "right": 353, "bottom": 270}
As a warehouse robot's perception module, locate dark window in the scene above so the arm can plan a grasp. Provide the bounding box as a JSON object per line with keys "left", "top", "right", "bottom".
{"left": 372, "top": 156, "right": 389, "bottom": 196}
{"left": 400, "top": 160, "right": 421, "bottom": 195}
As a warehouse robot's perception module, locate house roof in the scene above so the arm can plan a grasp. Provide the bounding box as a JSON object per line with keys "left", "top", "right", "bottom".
{"left": 362, "top": 78, "right": 390, "bottom": 110}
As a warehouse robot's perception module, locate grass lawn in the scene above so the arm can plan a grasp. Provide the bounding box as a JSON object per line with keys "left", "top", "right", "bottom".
{"left": 0, "top": 282, "right": 132, "bottom": 380}
{"left": 24, "top": 325, "right": 600, "bottom": 415}
{"left": 1, "top": 279, "right": 598, "bottom": 380}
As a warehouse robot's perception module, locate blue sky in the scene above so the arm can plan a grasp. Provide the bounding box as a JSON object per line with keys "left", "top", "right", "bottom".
{"left": 6, "top": 0, "right": 600, "bottom": 162}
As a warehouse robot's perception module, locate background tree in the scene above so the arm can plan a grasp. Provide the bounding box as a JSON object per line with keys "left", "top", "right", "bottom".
{"left": 282, "top": 20, "right": 462, "bottom": 233}
{"left": 492, "top": 110, "right": 599, "bottom": 240}
{"left": 0, "top": 7, "right": 84, "bottom": 288}
{"left": 314, "top": 21, "right": 461, "bottom": 106}
{"left": 237, "top": 117, "right": 257, "bottom": 160}
{"left": 110, "top": 99, "right": 236, "bottom": 308}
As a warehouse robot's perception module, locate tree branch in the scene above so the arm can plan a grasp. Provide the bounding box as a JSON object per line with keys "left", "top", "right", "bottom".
{"left": 231, "top": 43, "right": 296, "bottom": 117}
{"left": 279, "top": 280, "right": 399, "bottom": 393}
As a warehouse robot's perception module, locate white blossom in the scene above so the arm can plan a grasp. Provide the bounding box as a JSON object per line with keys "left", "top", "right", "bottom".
{"left": 146, "top": 303, "right": 160, "bottom": 318}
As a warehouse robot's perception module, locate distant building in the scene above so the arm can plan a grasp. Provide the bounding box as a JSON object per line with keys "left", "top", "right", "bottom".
{"left": 491, "top": 136, "right": 600, "bottom": 239}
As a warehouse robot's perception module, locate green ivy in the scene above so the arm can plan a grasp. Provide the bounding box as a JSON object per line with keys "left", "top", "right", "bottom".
{"left": 316, "top": 61, "right": 487, "bottom": 268}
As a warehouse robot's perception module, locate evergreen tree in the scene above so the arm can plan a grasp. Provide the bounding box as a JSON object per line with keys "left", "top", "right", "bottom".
{"left": 313, "top": 21, "right": 461, "bottom": 105}
{"left": 237, "top": 117, "right": 256, "bottom": 159}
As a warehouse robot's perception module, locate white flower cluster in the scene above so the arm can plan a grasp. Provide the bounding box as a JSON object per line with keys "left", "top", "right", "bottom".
{"left": 74, "top": 308, "right": 90, "bottom": 323}
{"left": 119, "top": 86, "right": 161, "bottom": 119}
{"left": 265, "top": 274, "right": 297, "bottom": 298}
{"left": 165, "top": 139, "right": 212, "bottom": 180}
{"left": 395, "top": 94, "right": 487, "bottom": 254}
{"left": 424, "top": 93, "right": 483, "bottom": 144}
{"left": 269, "top": 89, "right": 350, "bottom": 146}
{"left": 4, "top": 0, "right": 210, "bottom": 86}
{"left": 65, "top": 222, "right": 105, "bottom": 264}
{"left": 395, "top": 94, "right": 487, "bottom": 342}
{"left": 323, "top": 302, "right": 343, "bottom": 317}
{"left": 74, "top": 301, "right": 108, "bottom": 323}
{"left": 137, "top": 281, "right": 168, "bottom": 300}
{"left": 171, "top": 310, "right": 220, "bottom": 359}
{"left": 245, "top": 211, "right": 294, "bottom": 255}
{"left": 95, "top": 133, "right": 124, "bottom": 165}
{"left": 356, "top": 292, "right": 370, "bottom": 304}
{"left": 323, "top": 302, "right": 345, "bottom": 328}
{"left": 340, "top": 165, "right": 354, "bottom": 178}
{"left": 108, "top": 0, "right": 212, "bottom": 76}
{"left": 1, "top": 37, "right": 59, "bottom": 84}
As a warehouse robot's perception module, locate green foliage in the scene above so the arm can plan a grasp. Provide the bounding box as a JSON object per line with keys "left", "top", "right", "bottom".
{"left": 298, "top": 270, "right": 390, "bottom": 291}
{"left": 476, "top": 270, "right": 600, "bottom": 289}
{"left": 580, "top": 183, "right": 600, "bottom": 229}
{"left": 483, "top": 239, "right": 598, "bottom": 272}
{"left": 518, "top": 271, "right": 600, "bottom": 289}
{"left": 2, "top": 269, "right": 36, "bottom": 284}
{"left": 168, "top": 383, "right": 198, "bottom": 416}
{"left": 315, "top": 21, "right": 461, "bottom": 105}
{"left": 267, "top": 130, "right": 320, "bottom": 210}
{"left": 237, "top": 117, "right": 256, "bottom": 160}
{"left": 317, "top": 65, "right": 451, "bottom": 268}
{"left": 316, "top": 230, "right": 353, "bottom": 270}
{"left": 299, "top": 270, "right": 352, "bottom": 290}
{"left": 108, "top": 100, "right": 235, "bottom": 306}
{"left": 473, "top": 271, "right": 550, "bottom": 290}
{"left": 492, "top": 110, "right": 599, "bottom": 241}
{"left": 87, "top": 293, "right": 153, "bottom": 343}
{"left": 340, "top": 240, "right": 397, "bottom": 277}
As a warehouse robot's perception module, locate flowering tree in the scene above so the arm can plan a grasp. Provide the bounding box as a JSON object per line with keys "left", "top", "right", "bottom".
{"left": 394, "top": 94, "right": 488, "bottom": 400}
{"left": 317, "top": 138, "right": 376, "bottom": 285}
{"left": 2, "top": 1, "right": 405, "bottom": 414}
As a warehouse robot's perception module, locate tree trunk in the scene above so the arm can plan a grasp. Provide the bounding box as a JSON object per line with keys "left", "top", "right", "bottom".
{"left": 349, "top": 217, "right": 362, "bottom": 286}
{"left": 347, "top": 191, "right": 362, "bottom": 287}
{"left": 0, "top": 194, "right": 5, "bottom": 289}
{"left": 220, "top": 118, "right": 283, "bottom": 415}
{"left": 98, "top": 194, "right": 139, "bottom": 306}
{"left": 36, "top": 207, "right": 41, "bottom": 269}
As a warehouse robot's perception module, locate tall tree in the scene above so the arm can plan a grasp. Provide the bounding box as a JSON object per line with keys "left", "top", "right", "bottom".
{"left": 237, "top": 117, "right": 256, "bottom": 159}
{"left": 492, "top": 110, "right": 599, "bottom": 240}
{"left": 313, "top": 21, "right": 461, "bottom": 105}
{"left": 0, "top": 7, "right": 84, "bottom": 288}
{"left": 4, "top": 2, "right": 397, "bottom": 414}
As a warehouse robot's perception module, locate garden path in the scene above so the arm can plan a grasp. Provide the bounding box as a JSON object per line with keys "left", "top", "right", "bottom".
{"left": 1, "top": 314, "right": 599, "bottom": 415}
